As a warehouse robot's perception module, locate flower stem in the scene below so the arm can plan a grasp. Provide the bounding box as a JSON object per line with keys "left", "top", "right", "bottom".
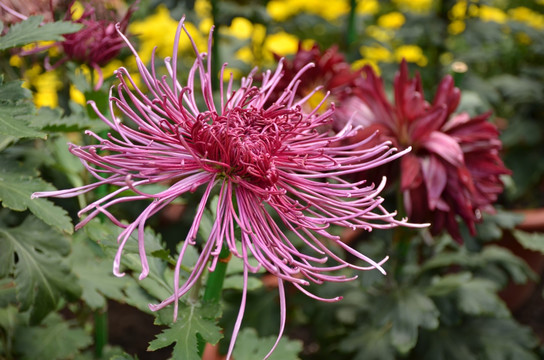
{"left": 94, "top": 309, "right": 108, "bottom": 358}
{"left": 197, "top": 246, "right": 231, "bottom": 357}
{"left": 346, "top": 0, "right": 358, "bottom": 50}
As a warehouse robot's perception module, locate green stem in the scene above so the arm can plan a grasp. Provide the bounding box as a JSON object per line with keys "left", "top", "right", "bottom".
{"left": 346, "top": 0, "right": 358, "bottom": 51}
{"left": 197, "top": 246, "right": 231, "bottom": 357}
{"left": 93, "top": 148, "right": 109, "bottom": 359}
{"left": 94, "top": 309, "right": 108, "bottom": 358}
{"left": 211, "top": 0, "right": 220, "bottom": 89}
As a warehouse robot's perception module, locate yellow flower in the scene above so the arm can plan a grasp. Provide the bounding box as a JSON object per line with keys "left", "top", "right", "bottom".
{"left": 129, "top": 5, "right": 205, "bottom": 64}
{"left": 357, "top": 0, "right": 379, "bottom": 15}
{"left": 351, "top": 58, "right": 381, "bottom": 75}
{"left": 70, "top": 1, "right": 85, "bottom": 21}
{"left": 267, "top": 0, "right": 350, "bottom": 21}
{"left": 394, "top": 45, "right": 428, "bottom": 67}
{"left": 508, "top": 7, "right": 544, "bottom": 30}
{"left": 9, "top": 55, "right": 23, "bottom": 67}
{"left": 264, "top": 31, "right": 299, "bottom": 57}
{"left": 392, "top": 0, "right": 434, "bottom": 13}
{"left": 70, "top": 84, "right": 86, "bottom": 106}
{"left": 478, "top": 5, "right": 507, "bottom": 24}
{"left": 365, "top": 25, "right": 394, "bottom": 42}
{"left": 29, "top": 68, "right": 62, "bottom": 108}
{"left": 377, "top": 12, "right": 405, "bottom": 29}
{"left": 448, "top": 20, "right": 466, "bottom": 35}
{"left": 222, "top": 17, "right": 253, "bottom": 39}
{"left": 195, "top": 0, "right": 211, "bottom": 18}
{"left": 449, "top": 1, "right": 467, "bottom": 20}
{"left": 360, "top": 45, "right": 393, "bottom": 63}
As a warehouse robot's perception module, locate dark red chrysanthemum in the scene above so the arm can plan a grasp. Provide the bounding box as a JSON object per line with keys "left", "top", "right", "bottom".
{"left": 58, "top": 1, "right": 136, "bottom": 88}
{"left": 266, "top": 43, "right": 363, "bottom": 114}
{"left": 350, "top": 60, "right": 511, "bottom": 241}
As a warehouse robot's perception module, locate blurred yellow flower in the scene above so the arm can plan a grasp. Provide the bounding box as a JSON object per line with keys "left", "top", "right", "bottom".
{"left": 23, "top": 65, "right": 62, "bottom": 108}
{"left": 360, "top": 45, "right": 393, "bottom": 63}
{"left": 357, "top": 0, "right": 379, "bottom": 15}
{"left": 377, "top": 12, "right": 405, "bottom": 29}
{"left": 235, "top": 47, "right": 253, "bottom": 63}
{"left": 264, "top": 31, "right": 299, "bottom": 57}
{"left": 222, "top": 17, "right": 253, "bottom": 39}
{"left": 448, "top": 20, "right": 466, "bottom": 35}
{"left": 195, "top": 0, "right": 211, "bottom": 18}
{"left": 129, "top": 5, "right": 205, "bottom": 64}
{"left": 478, "top": 5, "right": 507, "bottom": 24}
{"left": 449, "top": 0, "right": 467, "bottom": 20}
{"left": 70, "top": 84, "right": 86, "bottom": 106}
{"left": 70, "top": 1, "right": 85, "bottom": 20}
{"left": 392, "top": 0, "right": 434, "bottom": 13}
{"left": 267, "top": 0, "right": 350, "bottom": 21}
{"left": 9, "top": 55, "right": 23, "bottom": 67}
{"left": 351, "top": 58, "right": 381, "bottom": 75}
{"left": 365, "top": 25, "right": 393, "bottom": 42}
{"left": 394, "top": 45, "right": 428, "bottom": 66}
{"left": 508, "top": 7, "right": 544, "bottom": 30}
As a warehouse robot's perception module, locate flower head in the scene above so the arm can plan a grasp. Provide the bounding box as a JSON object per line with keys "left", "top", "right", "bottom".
{"left": 33, "top": 19, "right": 420, "bottom": 358}
{"left": 58, "top": 1, "right": 137, "bottom": 88}
{"left": 267, "top": 42, "right": 363, "bottom": 114}
{"left": 351, "top": 60, "right": 510, "bottom": 241}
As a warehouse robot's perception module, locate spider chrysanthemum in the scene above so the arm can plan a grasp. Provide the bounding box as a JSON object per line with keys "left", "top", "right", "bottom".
{"left": 33, "top": 18, "right": 422, "bottom": 358}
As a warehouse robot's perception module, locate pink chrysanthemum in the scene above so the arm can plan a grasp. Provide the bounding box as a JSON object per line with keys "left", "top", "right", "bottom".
{"left": 348, "top": 60, "right": 511, "bottom": 242}
{"left": 33, "top": 19, "right": 421, "bottom": 357}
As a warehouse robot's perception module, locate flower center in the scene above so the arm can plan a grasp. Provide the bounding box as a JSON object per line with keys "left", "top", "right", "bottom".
{"left": 191, "top": 106, "right": 303, "bottom": 187}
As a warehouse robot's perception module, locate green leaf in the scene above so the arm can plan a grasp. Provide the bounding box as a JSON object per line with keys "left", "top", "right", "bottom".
{"left": 71, "top": 231, "right": 135, "bottom": 310}
{"left": 0, "top": 159, "right": 73, "bottom": 233}
{"left": 0, "top": 78, "right": 45, "bottom": 140}
{"left": 232, "top": 328, "right": 302, "bottom": 360}
{"left": 513, "top": 230, "right": 544, "bottom": 254}
{"left": 13, "top": 312, "right": 92, "bottom": 360}
{"left": 84, "top": 219, "right": 175, "bottom": 304}
{"left": 148, "top": 304, "right": 223, "bottom": 360}
{"left": 476, "top": 211, "right": 525, "bottom": 242}
{"left": 0, "top": 216, "right": 80, "bottom": 324}
{"left": 31, "top": 106, "right": 106, "bottom": 133}
{"left": 0, "top": 16, "right": 82, "bottom": 51}
{"left": 339, "top": 323, "right": 396, "bottom": 360}
{"left": 416, "top": 318, "right": 539, "bottom": 360}
{"left": 427, "top": 273, "right": 509, "bottom": 317}
{"left": 376, "top": 288, "right": 439, "bottom": 354}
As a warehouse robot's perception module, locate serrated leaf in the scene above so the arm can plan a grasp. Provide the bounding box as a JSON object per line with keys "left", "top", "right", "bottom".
{"left": 427, "top": 273, "right": 509, "bottom": 317}
{"left": 476, "top": 211, "right": 525, "bottom": 242}
{"left": 513, "top": 230, "right": 544, "bottom": 254}
{"left": 0, "top": 161, "right": 73, "bottom": 233}
{"left": 339, "top": 323, "right": 396, "bottom": 360}
{"left": 148, "top": 304, "right": 222, "bottom": 360}
{"left": 232, "top": 328, "right": 302, "bottom": 360}
{"left": 31, "top": 106, "right": 105, "bottom": 133}
{"left": 71, "top": 232, "right": 134, "bottom": 309}
{"left": 13, "top": 312, "right": 92, "bottom": 360}
{"left": 0, "top": 79, "right": 45, "bottom": 139}
{"left": 0, "top": 216, "right": 80, "bottom": 324}
{"left": 82, "top": 219, "right": 176, "bottom": 307}
{"left": 0, "top": 16, "right": 82, "bottom": 51}
{"left": 378, "top": 288, "right": 439, "bottom": 354}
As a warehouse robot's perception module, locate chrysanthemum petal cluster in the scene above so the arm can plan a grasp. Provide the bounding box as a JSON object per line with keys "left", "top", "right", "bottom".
{"left": 33, "top": 19, "right": 419, "bottom": 358}
{"left": 352, "top": 60, "right": 511, "bottom": 241}
{"left": 273, "top": 45, "right": 510, "bottom": 242}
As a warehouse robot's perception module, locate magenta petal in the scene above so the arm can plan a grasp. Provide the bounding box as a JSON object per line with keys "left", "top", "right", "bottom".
{"left": 420, "top": 156, "right": 447, "bottom": 211}
{"left": 423, "top": 131, "right": 464, "bottom": 166}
